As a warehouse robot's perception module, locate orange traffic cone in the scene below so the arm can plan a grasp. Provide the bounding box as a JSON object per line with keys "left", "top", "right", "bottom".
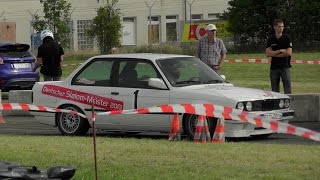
{"left": 203, "top": 118, "right": 211, "bottom": 142}
{"left": 212, "top": 118, "right": 225, "bottom": 143}
{"left": 168, "top": 113, "right": 181, "bottom": 141}
{"left": 0, "top": 111, "right": 4, "bottom": 124}
{"left": 193, "top": 115, "right": 211, "bottom": 143}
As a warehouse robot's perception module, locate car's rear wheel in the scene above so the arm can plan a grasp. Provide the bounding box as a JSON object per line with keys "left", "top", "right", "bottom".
{"left": 56, "top": 105, "right": 90, "bottom": 135}
{"left": 183, "top": 114, "right": 218, "bottom": 140}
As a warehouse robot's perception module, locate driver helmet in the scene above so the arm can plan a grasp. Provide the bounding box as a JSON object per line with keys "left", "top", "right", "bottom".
{"left": 40, "top": 30, "right": 54, "bottom": 41}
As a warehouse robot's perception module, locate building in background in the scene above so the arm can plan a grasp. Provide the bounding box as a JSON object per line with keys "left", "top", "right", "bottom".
{"left": 0, "top": 0, "right": 229, "bottom": 52}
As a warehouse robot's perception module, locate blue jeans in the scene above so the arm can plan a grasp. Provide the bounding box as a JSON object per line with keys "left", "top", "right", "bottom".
{"left": 270, "top": 68, "right": 292, "bottom": 94}
{"left": 43, "top": 75, "right": 61, "bottom": 81}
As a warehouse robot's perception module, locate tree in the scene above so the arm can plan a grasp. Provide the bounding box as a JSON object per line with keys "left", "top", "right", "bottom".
{"left": 283, "top": 0, "right": 320, "bottom": 49}
{"left": 222, "top": 0, "right": 283, "bottom": 49}
{"left": 222, "top": 0, "right": 320, "bottom": 51}
{"left": 87, "top": 0, "right": 122, "bottom": 54}
{"left": 33, "top": 0, "right": 72, "bottom": 48}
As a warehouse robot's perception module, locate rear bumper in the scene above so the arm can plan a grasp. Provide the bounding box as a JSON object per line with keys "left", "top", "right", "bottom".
{"left": 0, "top": 78, "right": 39, "bottom": 91}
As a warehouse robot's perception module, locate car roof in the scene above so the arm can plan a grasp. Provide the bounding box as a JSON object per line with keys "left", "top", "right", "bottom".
{"left": 92, "top": 53, "right": 193, "bottom": 61}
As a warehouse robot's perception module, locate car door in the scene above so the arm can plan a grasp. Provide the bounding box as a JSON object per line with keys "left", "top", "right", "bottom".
{"left": 70, "top": 58, "right": 124, "bottom": 128}
{"left": 108, "top": 58, "right": 171, "bottom": 132}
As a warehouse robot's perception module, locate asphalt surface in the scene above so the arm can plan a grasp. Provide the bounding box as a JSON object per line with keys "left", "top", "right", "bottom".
{"left": 0, "top": 112, "right": 319, "bottom": 145}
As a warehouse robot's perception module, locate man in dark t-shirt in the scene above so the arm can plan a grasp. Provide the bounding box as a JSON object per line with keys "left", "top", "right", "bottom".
{"left": 33, "top": 30, "right": 64, "bottom": 81}
{"left": 266, "top": 19, "right": 292, "bottom": 94}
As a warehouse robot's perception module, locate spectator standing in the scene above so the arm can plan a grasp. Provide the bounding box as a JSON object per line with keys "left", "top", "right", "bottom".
{"left": 197, "top": 24, "right": 227, "bottom": 74}
{"left": 266, "top": 19, "right": 292, "bottom": 94}
{"left": 33, "top": 30, "right": 64, "bottom": 81}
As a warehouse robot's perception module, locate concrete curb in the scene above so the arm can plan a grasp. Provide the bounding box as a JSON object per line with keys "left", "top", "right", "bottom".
{"left": 6, "top": 90, "right": 33, "bottom": 116}
{"left": 288, "top": 94, "right": 320, "bottom": 122}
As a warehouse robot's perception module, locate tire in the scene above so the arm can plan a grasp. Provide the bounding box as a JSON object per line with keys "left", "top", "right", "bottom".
{"left": 124, "top": 132, "right": 140, "bottom": 135}
{"left": 56, "top": 105, "right": 90, "bottom": 135}
{"left": 183, "top": 114, "right": 218, "bottom": 140}
{"left": 251, "top": 133, "right": 273, "bottom": 139}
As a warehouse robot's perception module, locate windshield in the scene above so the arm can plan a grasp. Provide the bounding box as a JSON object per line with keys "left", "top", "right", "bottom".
{"left": 156, "top": 57, "right": 224, "bottom": 87}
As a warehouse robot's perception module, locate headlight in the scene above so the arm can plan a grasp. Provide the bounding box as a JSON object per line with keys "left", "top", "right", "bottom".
{"left": 236, "top": 102, "right": 244, "bottom": 110}
{"left": 246, "top": 101, "right": 253, "bottom": 111}
{"left": 284, "top": 99, "right": 290, "bottom": 108}
{"left": 279, "top": 99, "right": 284, "bottom": 108}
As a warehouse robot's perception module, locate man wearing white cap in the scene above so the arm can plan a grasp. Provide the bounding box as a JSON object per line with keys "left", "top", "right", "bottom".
{"left": 197, "top": 24, "right": 227, "bottom": 74}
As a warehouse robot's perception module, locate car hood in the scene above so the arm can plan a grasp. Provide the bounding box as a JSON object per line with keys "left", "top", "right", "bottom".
{"left": 173, "top": 84, "right": 289, "bottom": 101}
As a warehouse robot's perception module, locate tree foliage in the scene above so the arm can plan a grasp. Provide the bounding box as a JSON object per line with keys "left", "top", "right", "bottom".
{"left": 87, "top": 0, "right": 122, "bottom": 54}
{"left": 222, "top": 0, "right": 320, "bottom": 51}
{"left": 33, "top": 0, "right": 71, "bottom": 48}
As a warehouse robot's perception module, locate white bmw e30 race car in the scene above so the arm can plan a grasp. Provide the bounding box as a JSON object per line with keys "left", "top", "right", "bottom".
{"left": 32, "top": 53, "right": 294, "bottom": 139}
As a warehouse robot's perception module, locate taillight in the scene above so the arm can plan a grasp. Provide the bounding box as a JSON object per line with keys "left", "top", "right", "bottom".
{"left": 0, "top": 80, "right": 6, "bottom": 84}
{"left": 0, "top": 57, "right": 3, "bottom": 64}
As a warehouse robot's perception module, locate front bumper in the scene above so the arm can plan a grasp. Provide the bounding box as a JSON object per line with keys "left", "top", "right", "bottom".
{"left": 225, "top": 109, "right": 294, "bottom": 137}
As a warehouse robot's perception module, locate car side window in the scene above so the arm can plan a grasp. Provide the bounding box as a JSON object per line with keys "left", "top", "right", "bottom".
{"left": 118, "top": 60, "right": 159, "bottom": 88}
{"left": 72, "top": 59, "right": 113, "bottom": 86}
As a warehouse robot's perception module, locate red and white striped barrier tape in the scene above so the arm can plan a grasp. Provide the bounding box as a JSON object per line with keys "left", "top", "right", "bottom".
{"left": 0, "top": 103, "right": 87, "bottom": 119}
{"left": 225, "top": 59, "right": 320, "bottom": 65}
{"left": 97, "top": 103, "right": 320, "bottom": 142}
{"left": 0, "top": 110, "right": 3, "bottom": 124}
{"left": 60, "top": 59, "right": 320, "bottom": 67}
{"left": 1, "top": 103, "right": 320, "bottom": 142}
{"left": 290, "top": 59, "right": 320, "bottom": 65}
{"left": 61, "top": 63, "right": 82, "bottom": 67}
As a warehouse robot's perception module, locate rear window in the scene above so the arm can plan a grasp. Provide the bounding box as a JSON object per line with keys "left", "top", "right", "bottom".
{"left": 0, "top": 44, "right": 33, "bottom": 58}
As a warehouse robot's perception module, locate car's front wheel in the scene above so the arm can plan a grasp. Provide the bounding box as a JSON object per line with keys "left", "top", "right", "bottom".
{"left": 56, "top": 105, "right": 90, "bottom": 135}
{"left": 183, "top": 114, "right": 218, "bottom": 140}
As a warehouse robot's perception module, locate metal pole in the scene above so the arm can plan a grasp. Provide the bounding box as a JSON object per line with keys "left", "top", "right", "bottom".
{"left": 189, "top": 4, "right": 191, "bottom": 25}
{"left": 27, "top": 9, "right": 39, "bottom": 53}
{"left": 69, "top": 8, "right": 76, "bottom": 50}
{"left": 144, "top": 1, "right": 157, "bottom": 45}
{"left": 186, "top": 0, "right": 195, "bottom": 24}
{"left": 91, "top": 105, "right": 98, "bottom": 180}
{"left": 184, "top": 0, "right": 187, "bottom": 21}
{"left": 0, "top": 11, "right": 5, "bottom": 19}
{"left": 148, "top": 8, "right": 151, "bottom": 45}
{"left": 186, "top": 0, "right": 195, "bottom": 45}
{"left": 53, "top": 0, "right": 57, "bottom": 38}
